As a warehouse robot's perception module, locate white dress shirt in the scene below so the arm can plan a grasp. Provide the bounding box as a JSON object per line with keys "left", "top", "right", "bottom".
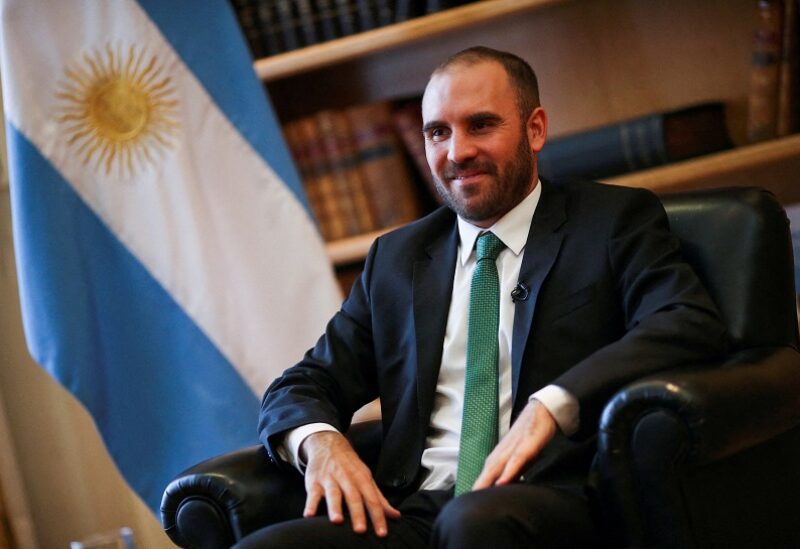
{"left": 281, "top": 182, "right": 579, "bottom": 490}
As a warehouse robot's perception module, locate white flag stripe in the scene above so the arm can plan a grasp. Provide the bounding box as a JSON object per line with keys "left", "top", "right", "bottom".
{"left": 1, "top": 0, "right": 340, "bottom": 393}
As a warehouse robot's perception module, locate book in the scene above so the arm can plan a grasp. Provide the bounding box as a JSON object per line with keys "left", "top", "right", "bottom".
{"left": 334, "top": 0, "right": 359, "bottom": 36}
{"left": 426, "top": 0, "right": 470, "bottom": 14}
{"left": 315, "top": 0, "right": 341, "bottom": 42}
{"left": 231, "top": 0, "right": 264, "bottom": 59}
{"left": 255, "top": 1, "right": 285, "bottom": 56}
{"left": 315, "top": 109, "right": 378, "bottom": 236}
{"left": 355, "top": 0, "right": 378, "bottom": 31}
{"left": 296, "top": 0, "right": 321, "bottom": 47}
{"left": 537, "top": 102, "right": 733, "bottom": 181}
{"left": 275, "top": 0, "right": 301, "bottom": 51}
{"left": 346, "top": 101, "right": 422, "bottom": 228}
{"left": 282, "top": 120, "right": 329, "bottom": 238}
{"left": 391, "top": 97, "right": 441, "bottom": 204}
{"left": 374, "top": 0, "right": 393, "bottom": 27}
{"left": 395, "top": 0, "right": 426, "bottom": 22}
{"left": 293, "top": 116, "right": 349, "bottom": 240}
{"left": 777, "top": 0, "right": 799, "bottom": 136}
{"left": 747, "top": 0, "right": 785, "bottom": 143}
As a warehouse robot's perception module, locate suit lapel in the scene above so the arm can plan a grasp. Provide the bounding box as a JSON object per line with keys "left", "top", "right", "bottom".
{"left": 413, "top": 221, "right": 459, "bottom": 429}
{"left": 511, "top": 181, "right": 567, "bottom": 407}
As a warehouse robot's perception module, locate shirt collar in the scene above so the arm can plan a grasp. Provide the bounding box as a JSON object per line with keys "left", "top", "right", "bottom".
{"left": 457, "top": 180, "right": 542, "bottom": 266}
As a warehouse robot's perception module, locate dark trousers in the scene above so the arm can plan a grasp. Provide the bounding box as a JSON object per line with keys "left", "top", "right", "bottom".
{"left": 233, "top": 483, "right": 600, "bottom": 548}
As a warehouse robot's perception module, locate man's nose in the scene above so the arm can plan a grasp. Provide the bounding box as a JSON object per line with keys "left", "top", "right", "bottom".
{"left": 447, "top": 131, "right": 477, "bottom": 164}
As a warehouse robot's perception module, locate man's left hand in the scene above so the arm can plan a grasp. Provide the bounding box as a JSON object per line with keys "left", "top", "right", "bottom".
{"left": 471, "top": 399, "right": 557, "bottom": 490}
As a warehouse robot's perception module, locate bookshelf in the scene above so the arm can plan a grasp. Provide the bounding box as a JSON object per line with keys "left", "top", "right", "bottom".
{"left": 250, "top": 0, "right": 800, "bottom": 271}
{"left": 324, "top": 135, "right": 800, "bottom": 266}
{"left": 254, "top": 0, "right": 570, "bottom": 82}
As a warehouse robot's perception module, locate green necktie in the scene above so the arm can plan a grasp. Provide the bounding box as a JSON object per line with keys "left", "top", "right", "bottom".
{"left": 455, "top": 231, "right": 505, "bottom": 496}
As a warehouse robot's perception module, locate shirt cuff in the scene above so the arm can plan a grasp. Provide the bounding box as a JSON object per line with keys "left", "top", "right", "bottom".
{"left": 529, "top": 385, "right": 580, "bottom": 436}
{"left": 278, "top": 422, "right": 339, "bottom": 473}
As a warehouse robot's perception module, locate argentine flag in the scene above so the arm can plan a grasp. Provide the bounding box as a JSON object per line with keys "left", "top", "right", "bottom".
{"left": 0, "top": 1, "right": 341, "bottom": 513}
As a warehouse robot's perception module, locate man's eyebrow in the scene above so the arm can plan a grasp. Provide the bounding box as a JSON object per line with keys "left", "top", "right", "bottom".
{"left": 467, "top": 112, "right": 503, "bottom": 124}
{"left": 422, "top": 112, "right": 503, "bottom": 133}
{"left": 422, "top": 120, "right": 445, "bottom": 133}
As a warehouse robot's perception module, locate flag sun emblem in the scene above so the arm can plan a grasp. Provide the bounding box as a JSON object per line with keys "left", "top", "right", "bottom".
{"left": 56, "top": 43, "right": 180, "bottom": 177}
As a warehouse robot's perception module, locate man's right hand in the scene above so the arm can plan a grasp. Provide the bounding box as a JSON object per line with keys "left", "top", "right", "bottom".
{"left": 301, "top": 431, "right": 401, "bottom": 537}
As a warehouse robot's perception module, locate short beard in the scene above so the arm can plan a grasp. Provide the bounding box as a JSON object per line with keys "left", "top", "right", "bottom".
{"left": 433, "top": 133, "right": 534, "bottom": 224}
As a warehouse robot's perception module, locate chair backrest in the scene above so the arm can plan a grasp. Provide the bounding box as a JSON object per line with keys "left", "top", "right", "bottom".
{"left": 660, "top": 187, "right": 799, "bottom": 351}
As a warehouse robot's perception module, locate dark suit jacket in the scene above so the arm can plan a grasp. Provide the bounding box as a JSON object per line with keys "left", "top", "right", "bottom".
{"left": 259, "top": 179, "right": 727, "bottom": 496}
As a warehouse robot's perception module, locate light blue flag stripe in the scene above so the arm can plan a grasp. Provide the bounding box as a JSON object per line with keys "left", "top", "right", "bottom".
{"left": 7, "top": 122, "right": 260, "bottom": 512}
{"left": 135, "top": 0, "right": 309, "bottom": 212}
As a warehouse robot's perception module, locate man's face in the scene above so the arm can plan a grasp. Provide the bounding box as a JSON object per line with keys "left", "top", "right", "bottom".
{"left": 422, "top": 60, "right": 546, "bottom": 228}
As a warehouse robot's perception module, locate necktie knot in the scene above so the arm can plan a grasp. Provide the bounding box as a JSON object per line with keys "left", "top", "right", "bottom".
{"left": 476, "top": 232, "right": 504, "bottom": 262}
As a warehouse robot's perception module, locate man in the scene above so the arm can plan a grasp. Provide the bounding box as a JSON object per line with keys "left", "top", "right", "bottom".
{"left": 239, "top": 47, "right": 727, "bottom": 548}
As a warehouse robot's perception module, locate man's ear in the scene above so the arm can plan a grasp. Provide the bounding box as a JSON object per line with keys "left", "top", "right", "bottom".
{"left": 527, "top": 107, "right": 547, "bottom": 153}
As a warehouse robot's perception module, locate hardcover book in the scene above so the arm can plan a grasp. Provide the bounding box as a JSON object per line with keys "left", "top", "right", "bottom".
{"left": 538, "top": 102, "right": 733, "bottom": 181}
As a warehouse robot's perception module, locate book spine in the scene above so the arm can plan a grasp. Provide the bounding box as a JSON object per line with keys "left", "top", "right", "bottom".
{"left": 275, "top": 0, "right": 301, "bottom": 52}
{"left": 395, "top": 0, "right": 421, "bottom": 23}
{"left": 232, "top": 0, "right": 265, "bottom": 59}
{"left": 355, "top": 0, "right": 377, "bottom": 31}
{"left": 255, "top": 1, "right": 285, "bottom": 56}
{"left": 747, "top": 0, "right": 785, "bottom": 143}
{"left": 334, "top": 0, "right": 359, "bottom": 36}
{"left": 296, "top": 116, "right": 349, "bottom": 240}
{"left": 428, "top": 0, "right": 473, "bottom": 13}
{"left": 347, "top": 102, "right": 422, "bottom": 228}
{"left": 315, "top": 0, "right": 341, "bottom": 42}
{"left": 777, "top": 0, "right": 799, "bottom": 136}
{"left": 295, "top": 0, "right": 320, "bottom": 46}
{"left": 391, "top": 99, "right": 440, "bottom": 204}
{"left": 315, "top": 110, "right": 377, "bottom": 236}
{"left": 283, "top": 120, "right": 332, "bottom": 239}
{"left": 374, "top": 0, "right": 393, "bottom": 27}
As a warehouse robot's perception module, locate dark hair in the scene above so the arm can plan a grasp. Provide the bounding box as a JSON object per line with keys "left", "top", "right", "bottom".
{"left": 432, "top": 46, "right": 541, "bottom": 120}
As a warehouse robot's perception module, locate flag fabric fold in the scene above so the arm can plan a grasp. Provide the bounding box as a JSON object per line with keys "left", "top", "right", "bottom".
{"left": 0, "top": 0, "right": 341, "bottom": 512}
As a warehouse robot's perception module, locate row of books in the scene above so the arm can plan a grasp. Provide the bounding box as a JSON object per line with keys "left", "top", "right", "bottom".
{"left": 747, "top": 0, "right": 799, "bottom": 142}
{"left": 282, "top": 100, "right": 428, "bottom": 242}
{"left": 232, "top": 0, "right": 474, "bottom": 59}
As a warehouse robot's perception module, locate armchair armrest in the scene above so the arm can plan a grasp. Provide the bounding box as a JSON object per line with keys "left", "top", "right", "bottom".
{"left": 161, "top": 420, "right": 383, "bottom": 548}
{"left": 600, "top": 346, "right": 800, "bottom": 464}
{"left": 595, "top": 346, "right": 800, "bottom": 548}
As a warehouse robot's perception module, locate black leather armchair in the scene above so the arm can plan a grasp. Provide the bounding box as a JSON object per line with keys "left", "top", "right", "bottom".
{"left": 161, "top": 187, "right": 800, "bottom": 548}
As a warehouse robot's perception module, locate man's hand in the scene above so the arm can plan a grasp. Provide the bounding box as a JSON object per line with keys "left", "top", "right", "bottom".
{"left": 471, "top": 399, "right": 557, "bottom": 490}
{"left": 301, "top": 431, "right": 401, "bottom": 537}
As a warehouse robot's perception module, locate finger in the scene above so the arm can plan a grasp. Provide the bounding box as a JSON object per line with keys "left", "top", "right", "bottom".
{"left": 303, "top": 484, "right": 323, "bottom": 518}
{"left": 362, "top": 487, "right": 389, "bottom": 537}
{"left": 495, "top": 452, "right": 528, "bottom": 485}
{"left": 341, "top": 485, "right": 368, "bottom": 534}
{"left": 472, "top": 448, "right": 509, "bottom": 490}
{"left": 324, "top": 482, "right": 345, "bottom": 524}
{"left": 379, "top": 492, "right": 402, "bottom": 520}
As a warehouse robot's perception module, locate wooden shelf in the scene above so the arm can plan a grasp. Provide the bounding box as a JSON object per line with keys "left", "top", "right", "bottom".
{"left": 325, "top": 135, "right": 800, "bottom": 266}
{"left": 253, "top": 0, "right": 569, "bottom": 82}
{"left": 605, "top": 134, "right": 800, "bottom": 204}
{"left": 326, "top": 225, "right": 402, "bottom": 266}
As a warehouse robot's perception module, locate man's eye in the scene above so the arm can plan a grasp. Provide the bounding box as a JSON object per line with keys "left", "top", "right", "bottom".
{"left": 428, "top": 128, "right": 449, "bottom": 141}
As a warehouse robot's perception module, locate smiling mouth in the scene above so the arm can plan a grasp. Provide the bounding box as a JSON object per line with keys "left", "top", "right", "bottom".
{"left": 444, "top": 160, "right": 496, "bottom": 183}
{"left": 447, "top": 166, "right": 498, "bottom": 184}
{"left": 450, "top": 171, "right": 486, "bottom": 181}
